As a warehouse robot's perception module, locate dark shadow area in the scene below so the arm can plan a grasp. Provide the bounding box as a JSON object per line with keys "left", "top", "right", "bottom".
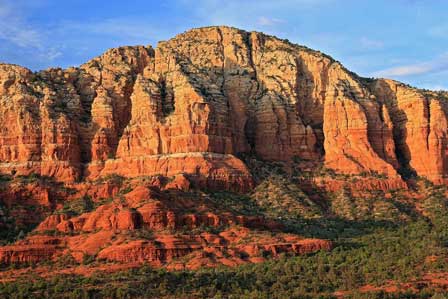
{"left": 373, "top": 81, "right": 418, "bottom": 184}
{"left": 0, "top": 173, "right": 77, "bottom": 245}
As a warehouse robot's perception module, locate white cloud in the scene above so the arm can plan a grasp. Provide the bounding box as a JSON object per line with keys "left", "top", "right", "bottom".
{"left": 40, "top": 48, "right": 62, "bottom": 61}
{"left": 0, "top": 2, "right": 42, "bottom": 48}
{"left": 0, "top": 1, "right": 62, "bottom": 63}
{"left": 420, "top": 84, "right": 448, "bottom": 91}
{"left": 373, "top": 52, "right": 448, "bottom": 77}
{"left": 375, "top": 64, "right": 432, "bottom": 77}
{"left": 182, "top": 0, "right": 333, "bottom": 32}
{"left": 360, "top": 37, "right": 384, "bottom": 50}
{"left": 257, "top": 17, "right": 285, "bottom": 26}
{"left": 60, "top": 18, "right": 162, "bottom": 42}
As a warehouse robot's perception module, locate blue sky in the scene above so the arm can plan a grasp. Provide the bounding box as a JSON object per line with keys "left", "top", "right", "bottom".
{"left": 0, "top": 0, "right": 446, "bottom": 90}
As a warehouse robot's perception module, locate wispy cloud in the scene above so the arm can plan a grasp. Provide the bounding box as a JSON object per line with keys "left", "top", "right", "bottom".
{"left": 373, "top": 52, "right": 448, "bottom": 77}
{"left": 0, "top": 2, "right": 42, "bottom": 48}
{"left": 184, "top": 0, "right": 333, "bottom": 32}
{"left": 0, "top": 1, "right": 62, "bottom": 63}
{"left": 257, "top": 17, "right": 285, "bottom": 26}
{"left": 360, "top": 37, "right": 384, "bottom": 50}
{"left": 60, "top": 18, "right": 163, "bottom": 43}
{"left": 420, "top": 84, "right": 447, "bottom": 91}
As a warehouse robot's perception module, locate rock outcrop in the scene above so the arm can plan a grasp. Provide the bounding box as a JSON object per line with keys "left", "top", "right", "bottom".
{"left": 0, "top": 183, "right": 332, "bottom": 269}
{"left": 2, "top": 26, "right": 446, "bottom": 187}
{"left": 372, "top": 79, "right": 448, "bottom": 183}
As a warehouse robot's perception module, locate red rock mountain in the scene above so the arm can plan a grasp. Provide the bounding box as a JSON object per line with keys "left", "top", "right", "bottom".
{"left": 1, "top": 26, "right": 447, "bottom": 186}
{"left": 1, "top": 26, "right": 447, "bottom": 188}
{"left": 0, "top": 26, "right": 447, "bottom": 274}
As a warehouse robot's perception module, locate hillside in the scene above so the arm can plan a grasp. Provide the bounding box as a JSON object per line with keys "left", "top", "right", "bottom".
{"left": 1, "top": 26, "right": 448, "bottom": 298}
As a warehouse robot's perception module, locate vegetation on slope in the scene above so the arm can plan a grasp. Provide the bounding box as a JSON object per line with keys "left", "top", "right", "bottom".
{"left": 1, "top": 213, "right": 448, "bottom": 298}
{"left": 2, "top": 160, "right": 448, "bottom": 298}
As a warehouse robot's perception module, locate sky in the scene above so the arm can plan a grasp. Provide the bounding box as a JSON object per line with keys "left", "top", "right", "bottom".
{"left": 0, "top": 0, "right": 447, "bottom": 90}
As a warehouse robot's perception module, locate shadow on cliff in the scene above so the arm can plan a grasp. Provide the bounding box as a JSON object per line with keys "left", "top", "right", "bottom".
{"left": 173, "top": 47, "right": 327, "bottom": 160}
{"left": 375, "top": 82, "right": 418, "bottom": 187}
{"left": 0, "top": 174, "right": 77, "bottom": 245}
{"left": 204, "top": 186, "right": 398, "bottom": 242}
{"left": 282, "top": 217, "right": 398, "bottom": 241}
{"left": 209, "top": 154, "right": 400, "bottom": 242}
{"left": 293, "top": 55, "right": 419, "bottom": 188}
{"left": 77, "top": 46, "right": 328, "bottom": 182}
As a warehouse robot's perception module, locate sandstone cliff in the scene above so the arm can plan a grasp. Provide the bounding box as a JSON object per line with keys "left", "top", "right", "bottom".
{"left": 1, "top": 26, "right": 447, "bottom": 187}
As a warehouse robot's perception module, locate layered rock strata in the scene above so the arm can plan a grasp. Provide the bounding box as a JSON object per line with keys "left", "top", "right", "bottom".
{"left": 1, "top": 27, "right": 447, "bottom": 187}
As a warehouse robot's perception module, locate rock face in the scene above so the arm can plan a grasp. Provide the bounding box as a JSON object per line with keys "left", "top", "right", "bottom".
{"left": 372, "top": 79, "right": 448, "bottom": 183}
{"left": 0, "top": 236, "right": 60, "bottom": 264}
{"left": 0, "top": 26, "right": 447, "bottom": 185}
{"left": 0, "top": 183, "right": 332, "bottom": 269}
{"left": 322, "top": 69, "right": 399, "bottom": 177}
